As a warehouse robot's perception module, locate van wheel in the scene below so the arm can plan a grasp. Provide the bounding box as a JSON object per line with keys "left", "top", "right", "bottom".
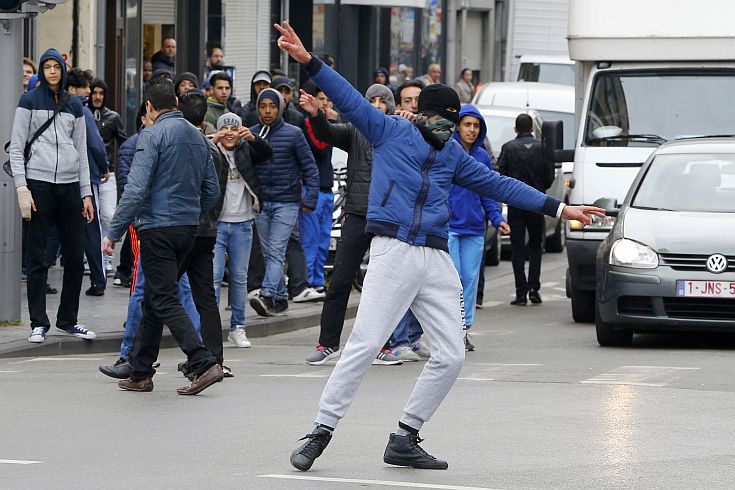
{"left": 545, "top": 219, "right": 565, "bottom": 253}
{"left": 595, "top": 301, "right": 633, "bottom": 346}
{"left": 570, "top": 283, "right": 595, "bottom": 322}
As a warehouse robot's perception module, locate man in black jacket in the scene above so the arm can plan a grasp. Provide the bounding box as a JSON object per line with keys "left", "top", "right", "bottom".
{"left": 300, "top": 84, "right": 402, "bottom": 366}
{"left": 497, "top": 114, "right": 555, "bottom": 306}
{"left": 151, "top": 37, "right": 176, "bottom": 74}
{"left": 210, "top": 112, "right": 271, "bottom": 348}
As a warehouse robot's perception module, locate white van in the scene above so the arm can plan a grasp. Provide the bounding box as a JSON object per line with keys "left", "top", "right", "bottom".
{"left": 543, "top": 0, "right": 735, "bottom": 322}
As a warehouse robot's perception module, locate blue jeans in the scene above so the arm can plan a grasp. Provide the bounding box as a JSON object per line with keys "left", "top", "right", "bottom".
{"left": 300, "top": 190, "right": 334, "bottom": 287}
{"left": 448, "top": 232, "right": 485, "bottom": 328}
{"left": 389, "top": 310, "right": 425, "bottom": 348}
{"left": 213, "top": 220, "right": 253, "bottom": 330}
{"left": 254, "top": 201, "right": 300, "bottom": 301}
{"left": 120, "top": 254, "right": 201, "bottom": 359}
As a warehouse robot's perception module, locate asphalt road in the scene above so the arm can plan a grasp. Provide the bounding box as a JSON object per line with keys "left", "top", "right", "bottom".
{"left": 2, "top": 252, "right": 735, "bottom": 490}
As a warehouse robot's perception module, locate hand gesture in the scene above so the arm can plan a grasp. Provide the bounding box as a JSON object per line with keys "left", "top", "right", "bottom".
{"left": 561, "top": 205, "right": 606, "bottom": 225}
{"left": 498, "top": 221, "right": 511, "bottom": 235}
{"left": 396, "top": 110, "right": 416, "bottom": 121}
{"left": 102, "top": 236, "right": 115, "bottom": 256}
{"left": 239, "top": 126, "right": 255, "bottom": 142}
{"left": 82, "top": 196, "right": 95, "bottom": 224}
{"left": 274, "top": 21, "right": 312, "bottom": 64}
{"left": 299, "top": 89, "right": 319, "bottom": 117}
{"left": 325, "top": 108, "right": 339, "bottom": 122}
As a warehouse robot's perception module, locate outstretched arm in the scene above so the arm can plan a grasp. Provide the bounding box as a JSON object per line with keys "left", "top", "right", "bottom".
{"left": 275, "top": 21, "right": 394, "bottom": 147}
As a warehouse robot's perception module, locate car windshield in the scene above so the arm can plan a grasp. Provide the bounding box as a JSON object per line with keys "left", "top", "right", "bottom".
{"left": 518, "top": 63, "right": 575, "bottom": 86}
{"left": 585, "top": 70, "right": 735, "bottom": 146}
{"left": 537, "top": 110, "right": 575, "bottom": 148}
{"left": 483, "top": 115, "right": 521, "bottom": 154}
{"left": 633, "top": 153, "right": 735, "bottom": 213}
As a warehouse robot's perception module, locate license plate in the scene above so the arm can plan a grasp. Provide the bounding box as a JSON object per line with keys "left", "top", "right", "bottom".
{"left": 329, "top": 237, "right": 338, "bottom": 251}
{"left": 676, "top": 280, "right": 735, "bottom": 298}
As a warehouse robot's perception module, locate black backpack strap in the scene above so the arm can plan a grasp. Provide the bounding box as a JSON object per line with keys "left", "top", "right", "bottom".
{"left": 23, "top": 92, "right": 71, "bottom": 159}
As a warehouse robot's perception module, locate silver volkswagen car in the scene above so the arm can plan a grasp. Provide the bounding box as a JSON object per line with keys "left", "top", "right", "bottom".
{"left": 595, "top": 138, "right": 735, "bottom": 346}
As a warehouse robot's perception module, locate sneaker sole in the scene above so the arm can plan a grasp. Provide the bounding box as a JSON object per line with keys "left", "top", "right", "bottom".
{"left": 249, "top": 297, "right": 271, "bottom": 317}
{"left": 306, "top": 350, "right": 341, "bottom": 366}
{"left": 372, "top": 359, "right": 403, "bottom": 366}
{"left": 383, "top": 457, "right": 448, "bottom": 470}
{"left": 28, "top": 336, "right": 45, "bottom": 343}
{"left": 54, "top": 327, "right": 96, "bottom": 340}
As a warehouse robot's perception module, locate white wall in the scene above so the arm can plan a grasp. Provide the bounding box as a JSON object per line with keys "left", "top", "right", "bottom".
{"left": 223, "top": 0, "right": 271, "bottom": 100}
{"left": 37, "top": 0, "right": 97, "bottom": 71}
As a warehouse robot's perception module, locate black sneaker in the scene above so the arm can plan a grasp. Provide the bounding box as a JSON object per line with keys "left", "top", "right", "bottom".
{"left": 45, "top": 283, "right": 58, "bottom": 295}
{"left": 270, "top": 298, "right": 288, "bottom": 316}
{"left": 250, "top": 293, "right": 273, "bottom": 317}
{"left": 529, "top": 290, "right": 542, "bottom": 304}
{"left": 464, "top": 331, "right": 475, "bottom": 352}
{"left": 383, "top": 432, "right": 448, "bottom": 470}
{"left": 85, "top": 285, "right": 105, "bottom": 296}
{"left": 99, "top": 357, "right": 132, "bottom": 379}
{"left": 113, "top": 271, "right": 131, "bottom": 288}
{"left": 290, "top": 426, "right": 333, "bottom": 471}
{"left": 510, "top": 293, "right": 527, "bottom": 306}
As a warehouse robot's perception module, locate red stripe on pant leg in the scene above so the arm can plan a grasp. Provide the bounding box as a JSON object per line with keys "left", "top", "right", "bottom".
{"left": 129, "top": 226, "right": 139, "bottom": 294}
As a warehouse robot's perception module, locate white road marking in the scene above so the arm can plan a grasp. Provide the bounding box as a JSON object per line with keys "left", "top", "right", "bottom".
{"left": 459, "top": 363, "right": 542, "bottom": 381}
{"left": 0, "top": 370, "right": 19, "bottom": 373}
{"left": 12, "top": 357, "right": 105, "bottom": 364}
{"left": 478, "top": 301, "right": 503, "bottom": 308}
{"left": 260, "top": 374, "right": 329, "bottom": 378}
{"left": 541, "top": 281, "right": 559, "bottom": 288}
{"left": 581, "top": 366, "right": 699, "bottom": 387}
{"left": 0, "top": 459, "right": 43, "bottom": 465}
{"left": 552, "top": 287, "right": 567, "bottom": 293}
{"left": 258, "top": 474, "right": 504, "bottom": 490}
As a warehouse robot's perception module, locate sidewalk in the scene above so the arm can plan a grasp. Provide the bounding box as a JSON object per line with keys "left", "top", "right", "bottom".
{"left": 0, "top": 266, "right": 360, "bottom": 358}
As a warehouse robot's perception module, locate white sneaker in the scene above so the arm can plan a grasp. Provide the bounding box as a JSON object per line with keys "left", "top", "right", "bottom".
{"left": 104, "top": 261, "right": 114, "bottom": 276}
{"left": 393, "top": 344, "right": 420, "bottom": 362}
{"left": 292, "top": 287, "right": 323, "bottom": 303}
{"left": 411, "top": 337, "right": 431, "bottom": 359}
{"left": 228, "top": 327, "right": 252, "bottom": 348}
{"left": 247, "top": 289, "right": 261, "bottom": 300}
{"left": 28, "top": 327, "right": 46, "bottom": 343}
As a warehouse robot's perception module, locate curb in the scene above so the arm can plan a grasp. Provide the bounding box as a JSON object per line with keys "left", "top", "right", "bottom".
{"left": 0, "top": 304, "right": 359, "bottom": 359}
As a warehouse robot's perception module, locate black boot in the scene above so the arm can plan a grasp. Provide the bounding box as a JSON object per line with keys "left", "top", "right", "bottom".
{"left": 290, "top": 426, "right": 333, "bottom": 471}
{"left": 98, "top": 358, "right": 132, "bottom": 379}
{"left": 528, "top": 290, "right": 542, "bottom": 304}
{"left": 383, "top": 432, "right": 448, "bottom": 470}
{"left": 510, "top": 291, "right": 527, "bottom": 306}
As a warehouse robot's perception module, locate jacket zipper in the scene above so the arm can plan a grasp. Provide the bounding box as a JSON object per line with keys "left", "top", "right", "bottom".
{"left": 407, "top": 147, "right": 436, "bottom": 243}
{"left": 380, "top": 180, "right": 395, "bottom": 206}
{"left": 53, "top": 110, "right": 59, "bottom": 182}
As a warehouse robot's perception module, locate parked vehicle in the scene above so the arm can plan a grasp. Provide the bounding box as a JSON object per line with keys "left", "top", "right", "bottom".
{"left": 544, "top": 0, "right": 735, "bottom": 322}
{"left": 595, "top": 138, "right": 735, "bottom": 346}
{"left": 517, "top": 55, "right": 575, "bottom": 86}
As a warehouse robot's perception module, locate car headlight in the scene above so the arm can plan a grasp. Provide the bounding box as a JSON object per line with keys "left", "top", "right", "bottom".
{"left": 569, "top": 214, "right": 616, "bottom": 231}
{"left": 609, "top": 238, "right": 658, "bottom": 268}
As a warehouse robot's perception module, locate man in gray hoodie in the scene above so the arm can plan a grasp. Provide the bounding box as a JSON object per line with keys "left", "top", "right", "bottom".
{"left": 9, "top": 48, "right": 97, "bottom": 344}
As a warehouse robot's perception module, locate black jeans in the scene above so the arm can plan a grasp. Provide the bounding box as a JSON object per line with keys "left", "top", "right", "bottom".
{"left": 129, "top": 226, "right": 216, "bottom": 381}
{"left": 508, "top": 207, "right": 544, "bottom": 296}
{"left": 318, "top": 214, "right": 371, "bottom": 348}
{"left": 248, "top": 222, "right": 310, "bottom": 297}
{"left": 25, "top": 179, "right": 84, "bottom": 330}
{"left": 179, "top": 236, "right": 223, "bottom": 364}
{"left": 83, "top": 185, "right": 106, "bottom": 289}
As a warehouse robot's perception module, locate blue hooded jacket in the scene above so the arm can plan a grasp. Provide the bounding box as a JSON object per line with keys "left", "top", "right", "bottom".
{"left": 305, "top": 56, "right": 560, "bottom": 252}
{"left": 448, "top": 105, "right": 504, "bottom": 236}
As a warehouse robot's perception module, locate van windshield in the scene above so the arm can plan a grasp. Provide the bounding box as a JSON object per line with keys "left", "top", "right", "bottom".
{"left": 584, "top": 70, "right": 735, "bottom": 146}
{"left": 518, "top": 63, "right": 575, "bottom": 86}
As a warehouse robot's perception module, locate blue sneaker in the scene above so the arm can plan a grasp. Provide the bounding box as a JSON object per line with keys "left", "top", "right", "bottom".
{"left": 55, "top": 324, "right": 96, "bottom": 340}
{"left": 28, "top": 327, "right": 46, "bottom": 343}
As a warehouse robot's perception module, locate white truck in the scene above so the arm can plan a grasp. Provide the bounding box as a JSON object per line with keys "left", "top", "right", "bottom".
{"left": 543, "top": 0, "right": 735, "bottom": 322}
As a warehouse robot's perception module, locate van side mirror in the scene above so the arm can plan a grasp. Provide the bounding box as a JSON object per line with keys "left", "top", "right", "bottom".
{"left": 542, "top": 121, "right": 575, "bottom": 163}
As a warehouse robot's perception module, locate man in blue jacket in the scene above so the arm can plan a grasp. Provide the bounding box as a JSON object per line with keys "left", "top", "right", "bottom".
{"left": 248, "top": 88, "right": 319, "bottom": 317}
{"left": 448, "top": 105, "right": 510, "bottom": 352}
{"left": 276, "top": 22, "right": 604, "bottom": 471}
{"left": 103, "top": 78, "right": 223, "bottom": 395}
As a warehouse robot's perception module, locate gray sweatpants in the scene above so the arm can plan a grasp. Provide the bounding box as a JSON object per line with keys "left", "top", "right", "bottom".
{"left": 315, "top": 236, "right": 465, "bottom": 431}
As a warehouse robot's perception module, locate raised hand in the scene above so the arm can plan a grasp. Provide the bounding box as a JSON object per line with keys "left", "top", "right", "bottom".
{"left": 561, "top": 205, "right": 606, "bottom": 225}
{"left": 239, "top": 126, "right": 255, "bottom": 142}
{"left": 299, "top": 89, "right": 319, "bottom": 117}
{"left": 274, "top": 21, "right": 311, "bottom": 64}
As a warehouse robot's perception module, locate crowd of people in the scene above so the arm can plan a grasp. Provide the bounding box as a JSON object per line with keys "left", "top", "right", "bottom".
{"left": 9, "top": 24, "right": 602, "bottom": 467}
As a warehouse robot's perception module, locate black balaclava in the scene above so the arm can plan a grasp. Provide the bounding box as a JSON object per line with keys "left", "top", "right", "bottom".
{"left": 415, "top": 84, "right": 461, "bottom": 150}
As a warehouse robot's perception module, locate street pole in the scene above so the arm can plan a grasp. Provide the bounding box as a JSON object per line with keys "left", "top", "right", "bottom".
{"left": 0, "top": 17, "right": 23, "bottom": 323}
{"left": 280, "top": 0, "right": 289, "bottom": 76}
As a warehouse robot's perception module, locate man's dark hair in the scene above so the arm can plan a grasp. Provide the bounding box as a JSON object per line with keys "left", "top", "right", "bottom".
{"left": 178, "top": 89, "right": 208, "bottom": 127}
{"left": 66, "top": 68, "right": 93, "bottom": 89}
{"left": 321, "top": 53, "right": 336, "bottom": 68}
{"left": 270, "top": 68, "right": 286, "bottom": 77}
{"left": 144, "top": 78, "right": 177, "bottom": 111}
{"left": 209, "top": 71, "right": 233, "bottom": 88}
{"left": 515, "top": 113, "right": 533, "bottom": 133}
{"left": 207, "top": 45, "right": 222, "bottom": 57}
{"left": 395, "top": 79, "right": 425, "bottom": 101}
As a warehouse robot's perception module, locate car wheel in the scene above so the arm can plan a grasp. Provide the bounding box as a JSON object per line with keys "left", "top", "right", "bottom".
{"left": 570, "top": 283, "right": 595, "bottom": 322}
{"left": 352, "top": 249, "right": 369, "bottom": 292}
{"left": 545, "top": 219, "right": 565, "bottom": 253}
{"left": 595, "top": 301, "right": 633, "bottom": 347}
{"left": 486, "top": 231, "right": 501, "bottom": 266}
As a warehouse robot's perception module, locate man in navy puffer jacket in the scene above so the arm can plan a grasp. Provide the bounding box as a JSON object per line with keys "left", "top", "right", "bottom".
{"left": 249, "top": 88, "right": 319, "bottom": 317}
{"left": 447, "top": 104, "right": 510, "bottom": 352}
{"left": 276, "top": 22, "right": 604, "bottom": 471}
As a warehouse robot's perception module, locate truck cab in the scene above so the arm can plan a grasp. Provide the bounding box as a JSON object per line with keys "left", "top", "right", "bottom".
{"left": 543, "top": 0, "right": 735, "bottom": 322}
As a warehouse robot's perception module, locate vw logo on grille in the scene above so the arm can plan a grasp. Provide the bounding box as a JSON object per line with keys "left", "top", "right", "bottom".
{"left": 706, "top": 254, "right": 728, "bottom": 274}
